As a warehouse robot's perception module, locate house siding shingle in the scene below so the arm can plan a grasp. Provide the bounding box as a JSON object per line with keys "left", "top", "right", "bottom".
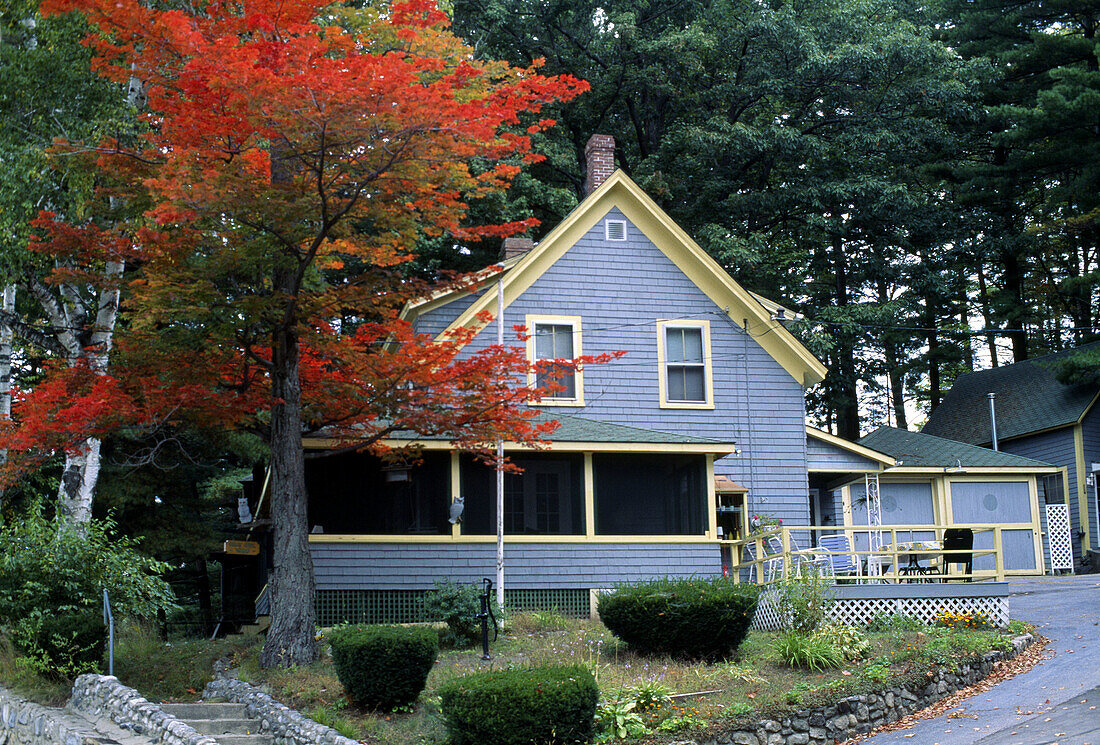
{"left": 806, "top": 435, "right": 881, "bottom": 471}
{"left": 311, "top": 542, "right": 721, "bottom": 590}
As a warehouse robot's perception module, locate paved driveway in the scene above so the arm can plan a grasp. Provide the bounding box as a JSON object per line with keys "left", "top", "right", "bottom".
{"left": 859, "top": 574, "right": 1100, "bottom": 745}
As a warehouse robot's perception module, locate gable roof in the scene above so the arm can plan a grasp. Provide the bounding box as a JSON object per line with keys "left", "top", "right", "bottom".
{"left": 922, "top": 343, "right": 1100, "bottom": 444}
{"left": 435, "top": 170, "right": 827, "bottom": 387}
{"left": 806, "top": 426, "right": 895, "bottom": 467}
{"left": 859, "top": 427, "right": 1057, "bottom": 470}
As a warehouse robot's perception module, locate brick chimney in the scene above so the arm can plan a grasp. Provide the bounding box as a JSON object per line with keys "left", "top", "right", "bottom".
{"left": 584, "top": 134, "right": 615, "bottom": 195}
{"left": 501, "top": 236, "right": 535, "bottom": 261}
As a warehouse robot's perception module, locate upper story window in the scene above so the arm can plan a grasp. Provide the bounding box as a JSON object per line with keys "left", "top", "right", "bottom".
{"left": 657, "top": 320, "right": 713, "bottom": 409}
{"left": 527, "top": 315, "right": 584, "bottom": 406}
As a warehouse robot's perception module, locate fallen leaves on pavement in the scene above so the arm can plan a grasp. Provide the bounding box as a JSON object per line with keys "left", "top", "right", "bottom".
{"left": 840, "top": 635, "right": 1052, "bottom": 744}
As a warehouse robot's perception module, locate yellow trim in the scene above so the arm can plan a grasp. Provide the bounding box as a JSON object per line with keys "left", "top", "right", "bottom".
{"left": 805, "top": 426, "right": 896, "bottom": 466}
{"left": 303, "top": 437, "right": 737, "bottom": 454}
{"left": 309, "top": 534, "right": 717, "bottom": 544}
{"left": 449, "top": 452, "right": 461, "bottom": 539}
{"left": 656, "top": 319, "right": 714, "bottom": 409}
{"left": 438, "top": 171, "right": 827, "bottom": 387}
{"left": 706, "top": 455, "right": 717, "bottom": 538}
{"left": 1074, "top": 424, "right": 1091, "bottom": 552}
{"left": 401, "top": 266, "right": 503, "bottom": 322}
{"left": 525, "top": 314, "right": 585, "bottom": 406}
{"left": 583, "top": 453, "right": 595, "bottom": 537}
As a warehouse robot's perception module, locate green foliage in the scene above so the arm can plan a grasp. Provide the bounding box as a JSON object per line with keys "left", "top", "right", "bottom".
{"left": 438, "top": 665, "right": 598, "bottom": 745}
{"left": 0, "top": 509, "right": 176, "bottom": 632}
{"left": 861, "top": 657, "right": 893, "bottom": 686}
{"left": 866, "top": 613, "right": 928, "bottom": 632}
{"left": 328, "top": 625, "right": 438, "bottom": 711}
{"left": 421, "top": 579, "right": 500, "bottom": 647}
{"left": 630, "top": 680, "right": 673, "bottom": 712}
{"left": 1006, "top": 619, "right": 1030, "bottom": 635}
{"left": 812, "top": 623, "right": 870, "bottom": 660}
{"left": 770, "top": 568, "right": 836, "bottom": 633}
{"left": 771, "top": 631, "right": 845, "bottom": 671}
{"left": 594, "top": 696, "right": 646, "bottom": 741}
{"left": 11, "top": 612, "right": 104, "bottom": 679}
{"left": 597, "top": 577, "right": 759, "bottom": 661}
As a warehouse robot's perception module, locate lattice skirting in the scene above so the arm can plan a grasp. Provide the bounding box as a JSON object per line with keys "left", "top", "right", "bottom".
{"left": 315, "top": 588, "right": 591, "bottom": 626}
{"left": 1046, "top": 503, "right": 1075, "bottom": 572}
{"left": 752, "top": 586, "right": 1009, "bottom": 631}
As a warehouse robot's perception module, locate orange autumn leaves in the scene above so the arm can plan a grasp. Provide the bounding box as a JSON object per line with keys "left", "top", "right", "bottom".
{"left": 1, "top": 0, "right": 592, "bottom": 479}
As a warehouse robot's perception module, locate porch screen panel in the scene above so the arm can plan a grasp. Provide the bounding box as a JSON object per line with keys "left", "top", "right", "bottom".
{"left": 461, "top": 454, "right": 584, "bottom": 535}
{"left": 594, "top": 454, "right": 706, "bottom": 535}
{"left": 849, "top": 483, "right": 935, "bottom": 548}
{"left": 305, "top": 452, "right": 450, "bottom": 535}
{"left": 950, "top": 481, "right": 1036, "bottom": 571}
{"left": 968, "top": 528, "right": 1037, "bottom": 571}
{"left": 950, "top": 482, "right": 1033, "bottom": 523}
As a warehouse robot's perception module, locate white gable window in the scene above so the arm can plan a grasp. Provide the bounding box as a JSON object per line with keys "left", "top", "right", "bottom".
{"left": 658, "top": 320, "right": 713, "bottom": 409}
{"left": 605, "top": 219, "right": 627, "bottom": 241}
{"left": 527, "top": 315, "right": 584, "bottom": 405}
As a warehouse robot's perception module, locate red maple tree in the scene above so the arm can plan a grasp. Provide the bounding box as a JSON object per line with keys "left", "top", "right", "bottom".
{"left": 22, "top": 0, "right": 593, "bottom": 665}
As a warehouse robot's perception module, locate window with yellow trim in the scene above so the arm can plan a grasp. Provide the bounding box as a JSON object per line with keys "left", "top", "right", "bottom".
{"left": 527, "top": 315, "right": 583, "bottom": 405}
{"left": 658, "top": 321, "right": 712, "bottom": 407}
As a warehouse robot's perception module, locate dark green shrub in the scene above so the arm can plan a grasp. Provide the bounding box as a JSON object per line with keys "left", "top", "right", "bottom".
{"left": 421, "top": 579, "right": 501, "bottom": 647}
{"left": 328, "top": 625, "right": 438, "bottom": 711}
{"left": 12, "top": 612, "right": 105, "bottom": 679}
{"left": 597, "top": 577, "right": 759, "bottom": 660}
{"left": 439, "top": 665, "right": 597, "bottom": 745}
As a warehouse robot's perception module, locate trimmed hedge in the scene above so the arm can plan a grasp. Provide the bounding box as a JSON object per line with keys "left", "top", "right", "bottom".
{"left": 597, "top": 577, "right": 759, "bottom": 660}
{"left": 328, "top": 625, "right": 438, "bottom": 711}
{"left": 438, "top": 665, "right": 598, "bottom": 745}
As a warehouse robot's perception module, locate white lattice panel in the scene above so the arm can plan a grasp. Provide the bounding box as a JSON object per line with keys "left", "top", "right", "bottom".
{"left": 751, "top": 592, "right": 1008, "bottom": 630}
{"left": 1046, "top": 503, "right": 1074, "bottom": 573}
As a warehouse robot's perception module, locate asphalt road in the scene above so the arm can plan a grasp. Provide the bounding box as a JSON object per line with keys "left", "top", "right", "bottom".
{"left": 859, "top": 574, "right": 1100, "bottom": 745}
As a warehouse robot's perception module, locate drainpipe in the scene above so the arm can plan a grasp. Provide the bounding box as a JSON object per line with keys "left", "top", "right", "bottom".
{"left": 988, "top": 392, "right": 999, "bottom": 451}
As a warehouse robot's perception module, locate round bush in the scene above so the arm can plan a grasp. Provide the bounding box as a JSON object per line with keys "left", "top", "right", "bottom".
{"left": 597, "top": 577, "right": 759, "bottom": 661}
{"left": 439, "top": 665, "right": 598, "bottom": 745}
{"left": 328, "top": 625, "right": 438, "bottom": 711}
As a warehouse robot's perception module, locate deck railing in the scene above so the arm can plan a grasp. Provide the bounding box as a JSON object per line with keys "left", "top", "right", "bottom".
{"left": 719, "top": 524, "right": 1006, "bottom": 584}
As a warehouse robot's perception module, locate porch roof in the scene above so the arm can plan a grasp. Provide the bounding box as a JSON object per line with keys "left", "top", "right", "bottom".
{"left": 859, "top": 426, "right": 1056, "bottom": 469}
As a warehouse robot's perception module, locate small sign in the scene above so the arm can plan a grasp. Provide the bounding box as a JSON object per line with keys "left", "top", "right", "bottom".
{"left": 223, "top": 539, "right": 260, "bottom": 556}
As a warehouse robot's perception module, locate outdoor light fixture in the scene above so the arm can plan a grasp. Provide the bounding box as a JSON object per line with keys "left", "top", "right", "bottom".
{"left": 382, "top": 464, "right": 411, "bottom": 482}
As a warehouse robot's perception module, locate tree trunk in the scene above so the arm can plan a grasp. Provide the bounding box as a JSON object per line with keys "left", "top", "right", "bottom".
{"left": 259, "top": 295, "right": 319, "bottom": 668}
{"left": 0, "top": 284, "right": 14, "bottom": 474}
{"left": 57, "top": 437, "right": 101, "bottom": 525}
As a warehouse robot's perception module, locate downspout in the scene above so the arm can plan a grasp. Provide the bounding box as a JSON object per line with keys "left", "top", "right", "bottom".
{"left": 989, "top": 392, "right": 999, "bottom": 451}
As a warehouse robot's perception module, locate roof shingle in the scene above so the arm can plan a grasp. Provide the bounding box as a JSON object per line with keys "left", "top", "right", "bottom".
{"left": 921, "top": 344, "right": 1100, "bottom": 444}
{"left": 858, "top": 426, "right": 1055, "bottom": 469}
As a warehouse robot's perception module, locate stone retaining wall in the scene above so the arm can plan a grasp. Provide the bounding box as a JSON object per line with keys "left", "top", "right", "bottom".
{"left": 201, "top": 679, "right": 356, "bottom": 745}
{"left": 693, "top": 633, "right": 1035, "bottom": 745}
{"left": 0, "top": 685, "right": 105, "bottom": 745}
{"left": 69, "top": 676, "right": 217, "bottom": 745}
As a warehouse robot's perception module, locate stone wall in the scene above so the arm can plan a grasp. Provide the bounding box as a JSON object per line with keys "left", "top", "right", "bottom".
{"left": 694, "top": 633, "right": 1034, "bottom": 745}
{"left": 201, "top": 679, "right": 356, "bottom": 745}
{"left": 69, "top": 676, "right": 217, "bottom": 745}
{"left": 0, "top": 685, "right": 105, "bottom": 745}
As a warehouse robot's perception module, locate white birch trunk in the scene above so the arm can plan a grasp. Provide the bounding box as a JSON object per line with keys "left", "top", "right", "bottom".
{"left": 0, "top": 284, "right": 15, "bottom": 472}
{"left": 58, "top": 437, "right": 101, "bottom": 524}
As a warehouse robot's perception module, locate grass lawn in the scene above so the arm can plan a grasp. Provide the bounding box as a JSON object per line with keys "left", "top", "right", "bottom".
{"left": 0, "top": 613, "right": 1027, "bottom": 745}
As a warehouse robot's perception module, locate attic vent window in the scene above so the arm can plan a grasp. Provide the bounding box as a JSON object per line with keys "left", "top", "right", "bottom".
{"left": 605, "top": 219, "right": 627, "bottom": 241}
